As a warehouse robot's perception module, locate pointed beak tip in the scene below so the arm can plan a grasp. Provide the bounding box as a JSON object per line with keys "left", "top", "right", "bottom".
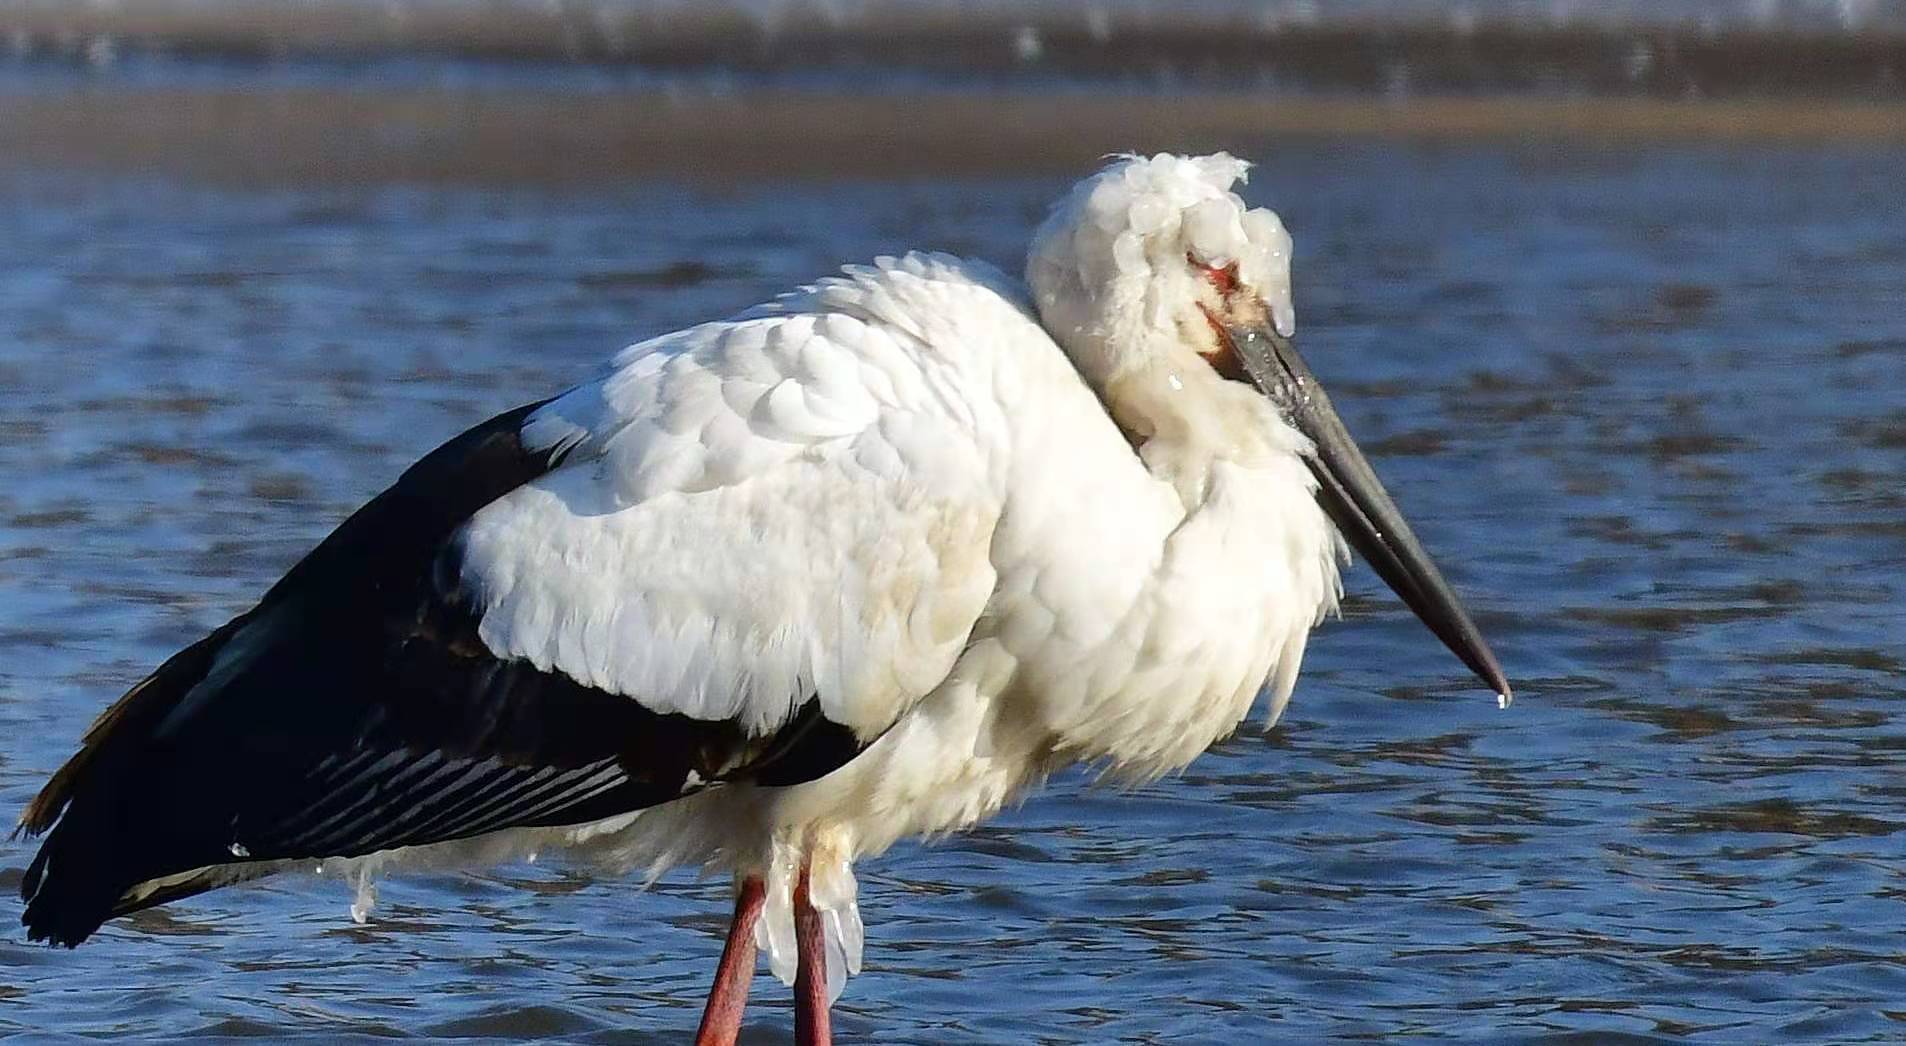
{"left": 1478, "top": 656, "right": 1512, "bottom": 709}
{"left": 1227, "top": 319, "right": 1515, "bottom": 717}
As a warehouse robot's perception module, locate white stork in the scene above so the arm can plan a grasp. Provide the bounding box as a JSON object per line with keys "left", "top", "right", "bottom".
{"left": 18, "top": 152, "right": 1509, "bottom": 1043}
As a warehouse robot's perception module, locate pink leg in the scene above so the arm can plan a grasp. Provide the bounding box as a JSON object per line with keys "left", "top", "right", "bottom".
{"left": 694, "top": 877, "right": 765, "bottom": 1046}
{"left": 793, "top": 863, "right": 833, "bottom": 1046}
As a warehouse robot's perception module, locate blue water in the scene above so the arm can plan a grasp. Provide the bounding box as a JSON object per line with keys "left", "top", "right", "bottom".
{"left": 2, "top": 142, "right": 1905, "bottom": 1041}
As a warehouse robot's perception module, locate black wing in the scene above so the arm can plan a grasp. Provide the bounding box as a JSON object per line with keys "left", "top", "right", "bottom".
{"left": 19, "top": 402, "right": 863, "bottom": 947}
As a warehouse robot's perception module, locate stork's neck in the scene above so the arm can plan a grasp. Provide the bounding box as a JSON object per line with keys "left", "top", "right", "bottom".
{"left": 1097, "top": 354, "right": 1301, "bottom": 510}
{"left": 989, "top": 337, "right": 1341, "bottom": 776}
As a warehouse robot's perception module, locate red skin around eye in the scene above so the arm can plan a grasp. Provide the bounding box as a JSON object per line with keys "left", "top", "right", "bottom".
{"left": 1189, "top": 254, "right": 1250, "bottom": 383}
{"left": 1189, "top": 253, "right": 1239, "bottom": 294}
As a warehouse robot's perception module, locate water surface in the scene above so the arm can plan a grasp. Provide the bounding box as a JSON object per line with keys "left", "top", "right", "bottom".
{"left": 1, "top": 142, "right": 1904, "bottom": 1041}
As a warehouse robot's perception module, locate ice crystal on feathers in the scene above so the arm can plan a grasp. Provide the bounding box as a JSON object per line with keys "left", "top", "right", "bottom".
{"left": 350, "top": 865, "right": 377, "bottom": 925}
{"left": 754, "top": 837, "right": 861, "bottom": 1002}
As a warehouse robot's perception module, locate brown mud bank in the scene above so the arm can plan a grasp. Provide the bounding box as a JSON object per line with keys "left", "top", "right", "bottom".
{"left": 5, "top": 88, "right": 1904, "bottom": 187}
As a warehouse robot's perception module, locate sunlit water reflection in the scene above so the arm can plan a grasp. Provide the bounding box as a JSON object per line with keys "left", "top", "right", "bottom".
{"left": 1, "top": 143, "right": 1904, "bottom": 1041}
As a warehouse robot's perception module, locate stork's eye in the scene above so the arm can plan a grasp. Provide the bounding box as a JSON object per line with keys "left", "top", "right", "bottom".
{"left": 1190, "top": 253, "right": 1239, "bottom": 295}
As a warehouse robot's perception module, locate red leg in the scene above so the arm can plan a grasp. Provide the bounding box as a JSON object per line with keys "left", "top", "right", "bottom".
{"left": 694, "top": 876, "right": 765, "bottom": 1046}
{"left": 793, "top": 863, "right": 833, "bottom": 1046}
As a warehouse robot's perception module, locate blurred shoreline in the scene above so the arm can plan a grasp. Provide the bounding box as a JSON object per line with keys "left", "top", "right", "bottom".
{"left": 3, "top": 87, "right": 1904, "bottom": 187}
{"left": 3, "top": 1, "right": 1905, "bottom": 101}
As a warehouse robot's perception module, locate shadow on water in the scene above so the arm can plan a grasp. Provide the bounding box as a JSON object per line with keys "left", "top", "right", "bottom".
{"left": 0, "top": 138, "right": 1904, "bottom": 1041}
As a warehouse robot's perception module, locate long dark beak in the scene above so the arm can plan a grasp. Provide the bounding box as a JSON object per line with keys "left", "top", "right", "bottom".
{"left": 1224, "top": 318, "right": 1513, "bottom": 706}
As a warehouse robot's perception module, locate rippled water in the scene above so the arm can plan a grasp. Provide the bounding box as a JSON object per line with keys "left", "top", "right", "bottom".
{"left": 2, "top": 142, "right": 1904, "bottom": 1042}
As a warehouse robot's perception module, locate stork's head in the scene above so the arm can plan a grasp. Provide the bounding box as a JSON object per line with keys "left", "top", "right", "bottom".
{"left": 1029, "top": 152, "right": 1512, "bottom": 705}
{"left": 1028, "top": 152, "right": 1295, "bottom": 395}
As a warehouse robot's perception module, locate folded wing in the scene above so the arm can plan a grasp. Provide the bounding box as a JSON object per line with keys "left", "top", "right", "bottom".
{"left": 19, "top": 301, "right": 1002, "bottom": 946}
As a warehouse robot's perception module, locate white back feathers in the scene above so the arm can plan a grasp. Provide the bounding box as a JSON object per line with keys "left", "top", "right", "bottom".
{"left": 457, "top": 256, "right": 1027, "bottom": 739}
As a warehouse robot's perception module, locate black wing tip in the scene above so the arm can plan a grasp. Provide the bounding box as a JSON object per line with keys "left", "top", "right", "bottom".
{"left": 19, "top": 839, "right": 108, "bottom": 948}
{"left": 21, "top": 884, "right": 110, "bottom": 949}
{"left": 22, "top": 916, "right": 97, "bottom": 949}
{"left": 19, "top": 841, "right": 250, "bottom": 949}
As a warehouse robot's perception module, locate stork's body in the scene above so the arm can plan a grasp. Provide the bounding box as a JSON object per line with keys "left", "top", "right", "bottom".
{"left": 515, "top": 245, "right": 1342, "bottom": 969}
{"left": 19, "top": 154, "right": 1506, "bottom": 1042}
